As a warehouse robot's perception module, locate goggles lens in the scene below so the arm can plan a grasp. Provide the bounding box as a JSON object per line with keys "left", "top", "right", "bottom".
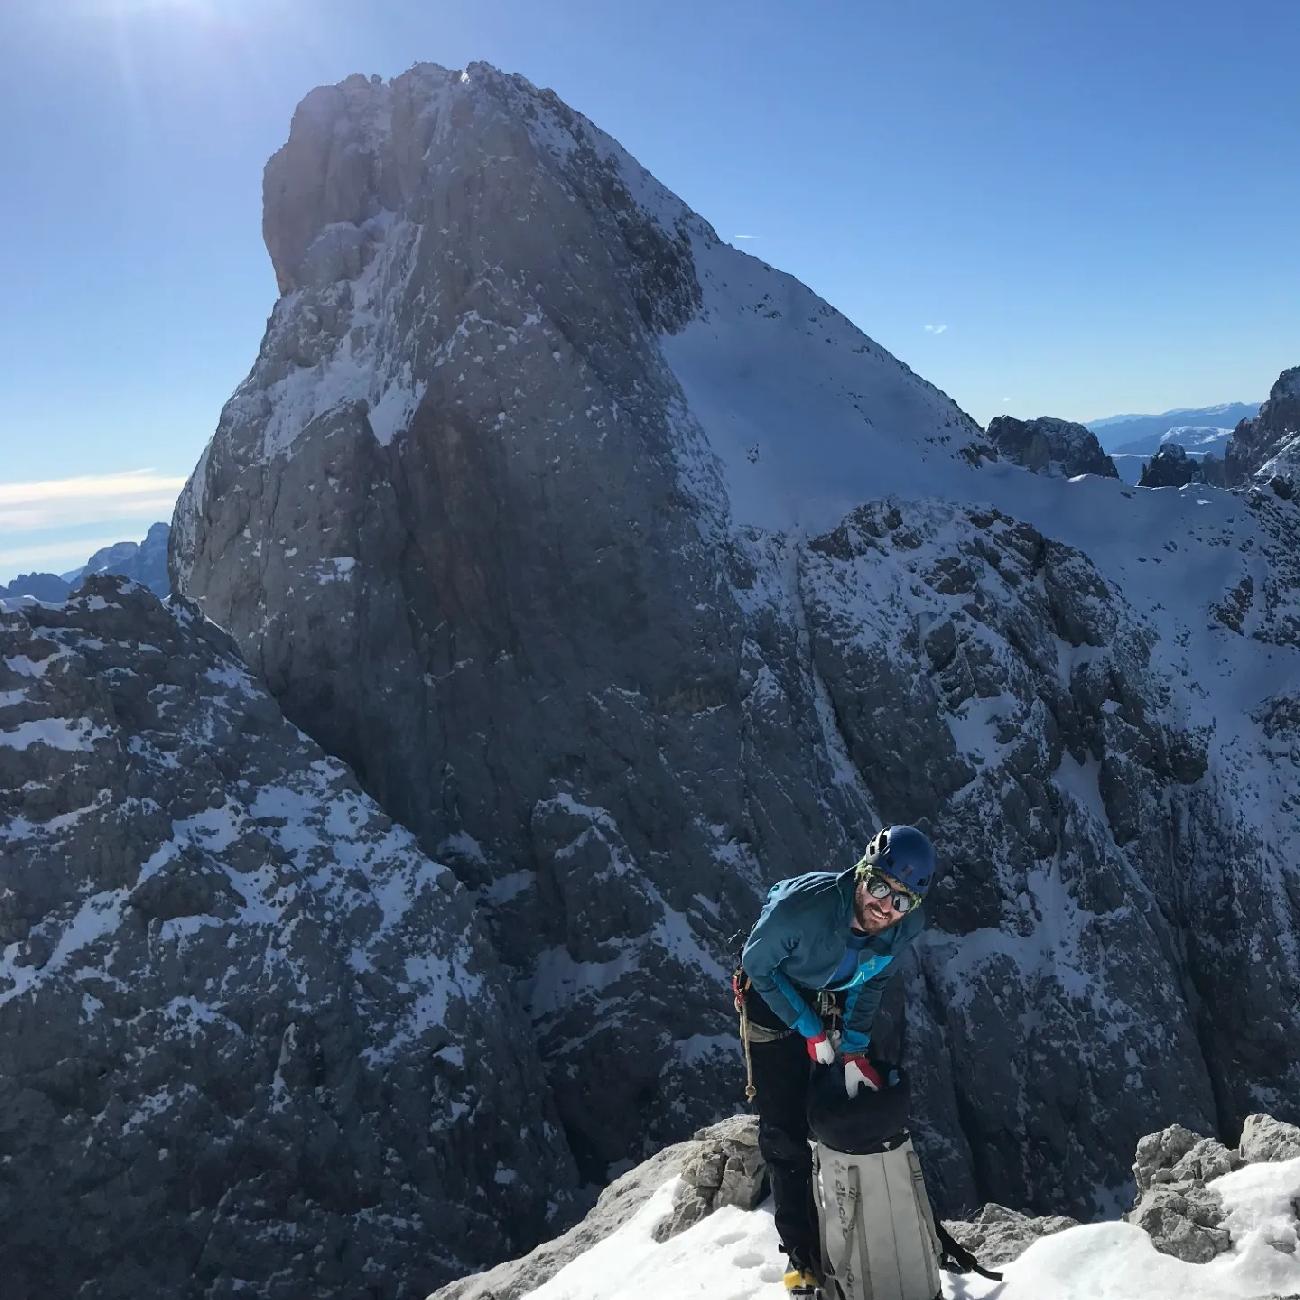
{"left": 864, "top": 870, "right": 918, "bottom": 914}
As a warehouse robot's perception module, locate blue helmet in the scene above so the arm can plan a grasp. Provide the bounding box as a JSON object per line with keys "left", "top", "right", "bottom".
{"left": 856, "top": 825, "right": 936, "bottom": 897}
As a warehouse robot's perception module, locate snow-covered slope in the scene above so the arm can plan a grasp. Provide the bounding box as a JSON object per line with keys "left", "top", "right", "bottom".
{"left": 521, "top": 1161, "right": 1300, "bottom": 1300}
{"left": 169, "top": 57, "right": 1300, "bottom": 1281}
{"left": 511, "top": 1162, "right": 1300, "bottom": 1300}
{"left": 433, "top": 1113, "right": 1300, "bottom": 1300}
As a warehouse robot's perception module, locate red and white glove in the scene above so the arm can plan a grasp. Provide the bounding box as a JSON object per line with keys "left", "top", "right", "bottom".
{"left": 844, "top": 1054, "right": 884, "bottom": 1098}
{"left": 805, "top": 1032, "right": 836, "bottom": 1065}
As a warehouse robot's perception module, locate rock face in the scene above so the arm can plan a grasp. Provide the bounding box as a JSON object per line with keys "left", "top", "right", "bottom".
{"left": 1226, "top": 366, "right": 1300, "bottom": 486}
{"left": 1137, "top": 442, "right": 1227, "bottom": 488}
{"left": 171, "top": 57, "right": 1300, "bottom": 1246}
{"left": 986, "top": 415, "right": 1119, "bottom": 478}
{"left": 0, "top": 575, "right": 579, "bottom": 1299}
{"left": 172, "top": 60, "right": 991, "bottom": 1190}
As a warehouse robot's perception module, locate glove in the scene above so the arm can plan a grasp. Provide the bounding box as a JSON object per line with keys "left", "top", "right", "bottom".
{"left": 805, "top": 1033, "right": 835, "bottom": 1065}
{"left": 844, "top": 1054, "right": 884, "bottom": 1098}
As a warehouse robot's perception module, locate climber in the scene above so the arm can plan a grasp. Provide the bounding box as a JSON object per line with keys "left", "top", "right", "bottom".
{"left": 733, "top": 825, "right": 936, "bottom": 1297}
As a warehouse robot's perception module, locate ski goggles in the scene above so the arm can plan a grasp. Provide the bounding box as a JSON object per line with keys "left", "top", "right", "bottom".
{"left": 861, "top": 870, "right": 921, "bottom": 915}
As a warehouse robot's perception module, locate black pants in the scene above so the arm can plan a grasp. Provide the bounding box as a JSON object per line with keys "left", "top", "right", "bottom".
{"left": 745, "top": 984, "right": 835, "bottom": 1266}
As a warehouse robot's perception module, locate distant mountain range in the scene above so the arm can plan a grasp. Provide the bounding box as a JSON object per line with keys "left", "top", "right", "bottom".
{"left": 1086, "top": 402, "right": 1260, "bottom": 452}
{"left": 1085, "top": 403, "right": 1261, "bottom": 484}
{"left": 0, "top": 521, "right": 169, "bottom": 603}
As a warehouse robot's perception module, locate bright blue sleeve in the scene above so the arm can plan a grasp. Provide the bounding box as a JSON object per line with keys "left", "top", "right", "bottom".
{"left": 741, "top": 893, "right": 824, "bottom": 1039}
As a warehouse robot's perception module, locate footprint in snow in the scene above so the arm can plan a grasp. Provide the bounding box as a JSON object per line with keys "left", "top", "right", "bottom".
{"left": 731, "top": 1249, "right": 765, "bottom": 1268}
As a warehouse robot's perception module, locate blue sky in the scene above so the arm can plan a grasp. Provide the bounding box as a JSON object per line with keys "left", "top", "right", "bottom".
{"left": 2, "top": 0, "right": 1298, "bottom": 581}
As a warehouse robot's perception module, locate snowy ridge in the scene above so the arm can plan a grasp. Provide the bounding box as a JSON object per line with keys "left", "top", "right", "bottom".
{"left": 430, "top": 1114, "right": 1300, "bottom": 1300}
{"left": 513, "top": 1162, "right": 1300, "bottom": 1300}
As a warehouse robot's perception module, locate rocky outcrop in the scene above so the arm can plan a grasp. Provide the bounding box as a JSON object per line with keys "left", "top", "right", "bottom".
{"left": 1137, "top": 442, "right": 1226, "bottom": 488}
{"left": 0, "top": 575, "right": 579, "bottom": 1299}
{"left": 942, "top": 1203, "right": 1078, "bottom": 1268}
{"left": 1126, "top": 1123, "right": 1237, "bottom": 1261}
{"left": 986, "top": 415, "right": 1119, "bottom": 478}
{"left": 1226, "top": 366, "right": 1300, "bottom": 486}
{"left": 1240, "top": 1113, "right": 1300, "bottom": 1164}
{"left": 650, "top": 1114, "right": 766, "bottom": 1242}
{"left": 1123, "top": 1115, "right": 1300, "bottom": 1263}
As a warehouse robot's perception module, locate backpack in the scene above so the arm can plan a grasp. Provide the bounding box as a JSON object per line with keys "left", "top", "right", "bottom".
{"left": 807, "top": 1064, "right": 1000, "bottom": 1300}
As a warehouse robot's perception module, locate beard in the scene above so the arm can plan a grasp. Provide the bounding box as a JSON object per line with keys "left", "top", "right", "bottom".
{"left": 852, "top": 883, "right": 897, "bottom": 934}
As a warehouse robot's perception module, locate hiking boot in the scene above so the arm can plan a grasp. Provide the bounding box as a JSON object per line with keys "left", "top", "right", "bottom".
{"left": 782, "top": 1252, "right": 820, "bottom": 1297}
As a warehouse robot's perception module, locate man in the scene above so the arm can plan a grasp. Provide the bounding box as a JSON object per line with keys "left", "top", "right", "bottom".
{"left": 737, "top": 825, "right": 936, "bottom": 1297}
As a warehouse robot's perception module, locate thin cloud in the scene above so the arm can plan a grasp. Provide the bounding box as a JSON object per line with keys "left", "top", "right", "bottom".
{"left": 0, "top": 534, "right": 135, "bottom": 575}
{"left": 923, "top": 323, "right": 949, "bottom": 335}
{"left": 732, "top": 234, "right": 760, "bottom": 241}
{"left": 0, "top": 469, "right": 186, "bottom": 530}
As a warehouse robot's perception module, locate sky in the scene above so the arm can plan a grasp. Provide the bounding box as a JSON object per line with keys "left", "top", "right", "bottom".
{"left": 1, "top": 0, "right": 1298, "bottom": 582}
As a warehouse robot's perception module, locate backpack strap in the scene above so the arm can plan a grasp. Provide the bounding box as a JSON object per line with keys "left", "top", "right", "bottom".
{"left": 933, "top": 1221, "right": 1003, "bottom": 1281}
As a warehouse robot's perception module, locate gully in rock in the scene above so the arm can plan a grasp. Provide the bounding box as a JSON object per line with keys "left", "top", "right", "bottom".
{"left": 732, "top": 825, "right": 936, "bottom": 1297}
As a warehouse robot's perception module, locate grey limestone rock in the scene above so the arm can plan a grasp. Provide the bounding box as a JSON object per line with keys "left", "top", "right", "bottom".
{"left": 1226, "top": 366, "right": 1300, "bottom": 486}
{"left": 651, "top": 1114, "right": 766, "bottom": 1242}
{"left": 986, "top": 415, "right": 1119, "bottom": 479}
{"left": 0, "top": 575, "right": 579, "bottom": 1299}
{"left": 941, "top": 1202, "right": 1079, "bottom": 1268}
{"left": 1138, "top": 441, "right": 1227, "bottom": 488}
{"left": 1128, "top": 1184, "right": 1232, "bottom": 1262}
{"left": 1240, "top": 1114, "right": 1300, "bottom": 1164}
{"left": 172, "top": 59, "right": 970, "bottom": 1192}
{"left": 1126, "top": 1122, "right": 1240, "bottom": 1263}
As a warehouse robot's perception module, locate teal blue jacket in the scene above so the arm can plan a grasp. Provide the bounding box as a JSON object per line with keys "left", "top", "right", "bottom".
{"left": 742, "top": 867, "right": 925, "bottom": 1055}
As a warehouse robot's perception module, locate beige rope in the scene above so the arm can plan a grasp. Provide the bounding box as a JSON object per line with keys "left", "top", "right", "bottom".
{"left": 739, "top": 994, "right": 758, "bottom": 1102}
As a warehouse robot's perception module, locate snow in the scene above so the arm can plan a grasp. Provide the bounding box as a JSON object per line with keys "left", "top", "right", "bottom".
{"left": 514, "top": 1159, "right": 1300, "bottom": 1300}
{"left": 2, "top": 653, "right": 60, "bottom": 678}
{"left": 0, "top": 888, "right": 127, "bottom": 1006}
{"left": 315, "top": 556, "right": 358, "bottom": 582}
{"left": 243, "top": 214, "right": 424, "bottom": 458}
{"left": 660, "top": 234, "right": 983, "bottom": 535}
{"left": 0, "top": 716, "right": 105, "bottom": 751}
